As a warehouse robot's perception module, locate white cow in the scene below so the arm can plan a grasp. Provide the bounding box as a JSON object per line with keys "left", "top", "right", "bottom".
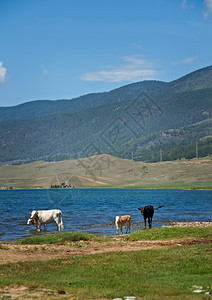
{"left": 27, "top": 209, "right": 64, "bottom": 232}
{"left": 114, "top": 215, "right": 131, "bottom": 234}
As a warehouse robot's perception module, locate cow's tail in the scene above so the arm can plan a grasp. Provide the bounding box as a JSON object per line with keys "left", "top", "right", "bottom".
{"left": 59, "top": 211, "right": 64, "bottom": 231}
{"left": 155, "top": 205, "right": 164, "bottom": 210}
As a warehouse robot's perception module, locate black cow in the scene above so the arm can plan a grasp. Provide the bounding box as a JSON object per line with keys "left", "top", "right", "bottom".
{"left": 138, "top": 205, "right": 154, "bottom": 229}
{"left": 138, "top": 205, "right": 164, "bottom": 229}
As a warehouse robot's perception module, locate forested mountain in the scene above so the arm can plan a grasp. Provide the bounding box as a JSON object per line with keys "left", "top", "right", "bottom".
{"left": 0, "top": 66, "right": 211, "bottom": 165}
{"left": 1, "top": 65, "right": 212, "bottom": 122}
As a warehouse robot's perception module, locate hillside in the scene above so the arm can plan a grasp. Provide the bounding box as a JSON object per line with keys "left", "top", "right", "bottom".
{"left": 1, "top": 66, "right": 212, "bottom": 122}
{"left": 0, "top": 66, "right": 212, "bottom": 164}
{"left": 0, "top": 155, "right": 211, "bottom": 189}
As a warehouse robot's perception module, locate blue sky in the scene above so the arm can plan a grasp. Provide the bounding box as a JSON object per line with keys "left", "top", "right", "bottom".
{"left": 0, "top": 0, "right": 212, "bottom": 107}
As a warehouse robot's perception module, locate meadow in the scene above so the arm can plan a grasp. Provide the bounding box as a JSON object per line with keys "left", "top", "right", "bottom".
{"left": 0, "top": 226, "right": 211, "bottom": 299}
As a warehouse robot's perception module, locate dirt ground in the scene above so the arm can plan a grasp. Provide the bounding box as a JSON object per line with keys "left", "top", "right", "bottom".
{"left": 0, "top": 222, "right": 211, "bottom": 299}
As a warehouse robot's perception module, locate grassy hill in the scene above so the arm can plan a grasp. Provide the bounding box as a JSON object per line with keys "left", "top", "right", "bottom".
{"left": 0, "top": 155, "right": 211, "bottom": 189}
{"left": 1, "top": 66, "right": 212, "bottom": 122}
{"left": 0, "top": 66, "right": 211, "bottom": 164}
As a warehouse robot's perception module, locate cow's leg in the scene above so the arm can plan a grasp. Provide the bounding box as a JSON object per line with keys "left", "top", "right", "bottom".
{"left": 116, "top": 223, "right": 119, "bottom": 234}
{"left": 148, "top": 217, "right": 152, "bottom": 229}
{"left": 55, "top": 217, "right": 60, "bottom": 231}
{"left": 44, "top": 224, "right": 47, "bottom": 231}
{"left": 144, "top": 218, "right": 147, "bottom": 229}
{"left": 59, "top": 214, "right": 64, "bottom": 231}
{"left": 56, "top": 222, "right": 59, "bottom": 231}
{"left": 126, "top": 222, "right": 130, "bottom": 234}
{"left": 36, "top": 221, "right": 41, "bottom": 232}
{"left": 58, "top": 224, "right": 61, "bottom": 231}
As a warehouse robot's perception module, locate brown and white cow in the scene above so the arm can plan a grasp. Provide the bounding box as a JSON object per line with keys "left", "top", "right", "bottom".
{"left": 27, "top": 209, "right": 64, "bottom": 232}
{"left": 114, "top": 215, "right": 131, "bottom": 234}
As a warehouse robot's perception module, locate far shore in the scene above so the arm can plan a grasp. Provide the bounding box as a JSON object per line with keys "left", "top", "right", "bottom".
{"left": 1, "top": 155, "right": 211, "bottom": 190}
{"left": 0, "top": 186, "right": 212, "bottom": 190}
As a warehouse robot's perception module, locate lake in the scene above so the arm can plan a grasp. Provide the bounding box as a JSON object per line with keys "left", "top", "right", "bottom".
{"left": 0, "top": 188, "right": 211, "bottom": 241}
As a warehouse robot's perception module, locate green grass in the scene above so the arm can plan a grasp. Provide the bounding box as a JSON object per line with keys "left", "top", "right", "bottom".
{"left": 0, "top": 227, "right": 211, "bottom": 299}
{"left": 0, "top": 244, "right": 211, "bottom": 299}
{"left": 19, "top": 232, "right": 98, "bottom": 245}
{"left": 18, "top": 227, "right": 212, "bottom": 245}
{"left": 129, "top": 226, "right": 212, "bottom": 241}
{"left": 0, "top": 243, "right": 9, "bottom": 250}
{"left": 126, "top": 182, "right": 212, "bottom": 190}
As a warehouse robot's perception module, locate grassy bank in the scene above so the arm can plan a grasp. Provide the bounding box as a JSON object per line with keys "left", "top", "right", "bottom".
{"left": 129, "top": 226, "right": 212, "bottom": 241}
{"left": 16, "top": 226, "right": 211, "bottom": 245}
{"left": 0, "top": 227, "right": 211, "bottom": 299}
{"left": 0, "top": 245, "right": 211, "bottom": 299}
{"left": 18, "top": 232, "right": 99, "bottom": 245}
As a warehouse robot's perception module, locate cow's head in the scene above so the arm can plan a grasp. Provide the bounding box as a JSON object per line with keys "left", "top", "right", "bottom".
{"left": 27, "top": 210, "right": 39, "bottom": 225}
{"left": 114, "top": 216, "right": 120, "bottom": 224}
{"left": 28, "top": 218, "right": 36, "bottom": 225}
{"left": 138, "top": 207, "right": 144, "bottom": 214}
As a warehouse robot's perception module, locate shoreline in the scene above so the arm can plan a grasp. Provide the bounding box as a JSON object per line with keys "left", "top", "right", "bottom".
{"left": 1, "top": 186, "right": 212, "bottom": 191}
{"left": 0, "top": 222, "right": 211, "bottom": 265}
{"left": 164, "top": 221, "right": 212, "bottom": 227}
{"left": 1, "top": 222, "right": 212, "bottom": 244}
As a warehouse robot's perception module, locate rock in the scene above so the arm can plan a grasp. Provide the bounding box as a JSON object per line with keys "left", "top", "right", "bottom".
{"left": 193, "top": 289, "right": 203, "bottom": 293}
{"left": 193, "top": 285, "right": 202, "bottom": 289}
{"left": 58, "top": 290, "right": 66, "bottom": 294}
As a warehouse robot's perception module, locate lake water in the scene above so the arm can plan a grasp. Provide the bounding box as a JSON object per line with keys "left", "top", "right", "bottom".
{"left": 0, "top": 189, "right": 211, "bottom": 241}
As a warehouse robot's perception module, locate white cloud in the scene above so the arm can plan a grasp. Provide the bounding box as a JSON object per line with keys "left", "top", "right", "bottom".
{"left": 80, "top": 55, "right": 157, "bottom": 83}
{"left": 181, "top": 0, "right": 194, "bottom": 9}
{"left": 173, "top": 56, "right": 197, "bottom": 65}
{"left": 132, "top": 43, "right": 143, "bottom": 50}
{"left": 42, "top": 69, "right": 49, "bottom": 76}
{"left": 204, "top": 0, "right": 212, "bottom": 17}
{"left": 181, "top": 0, "right": 187, "bottom": 8}
{"left": 182, "top": 0, "right": 212, "bottom": 19}
{"left": 0, "top": 61, "right": 7, "bottom": 83}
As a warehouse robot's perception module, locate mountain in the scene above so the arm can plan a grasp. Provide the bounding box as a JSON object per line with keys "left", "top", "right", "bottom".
{"left": 169, "top": 65, "right": 212, "bottom": 93}
{"left": 0, "top": 66, "right": 211, "bottom": 165}
{"left": 1, "top": 66, "right": 212, "bottom": 122}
